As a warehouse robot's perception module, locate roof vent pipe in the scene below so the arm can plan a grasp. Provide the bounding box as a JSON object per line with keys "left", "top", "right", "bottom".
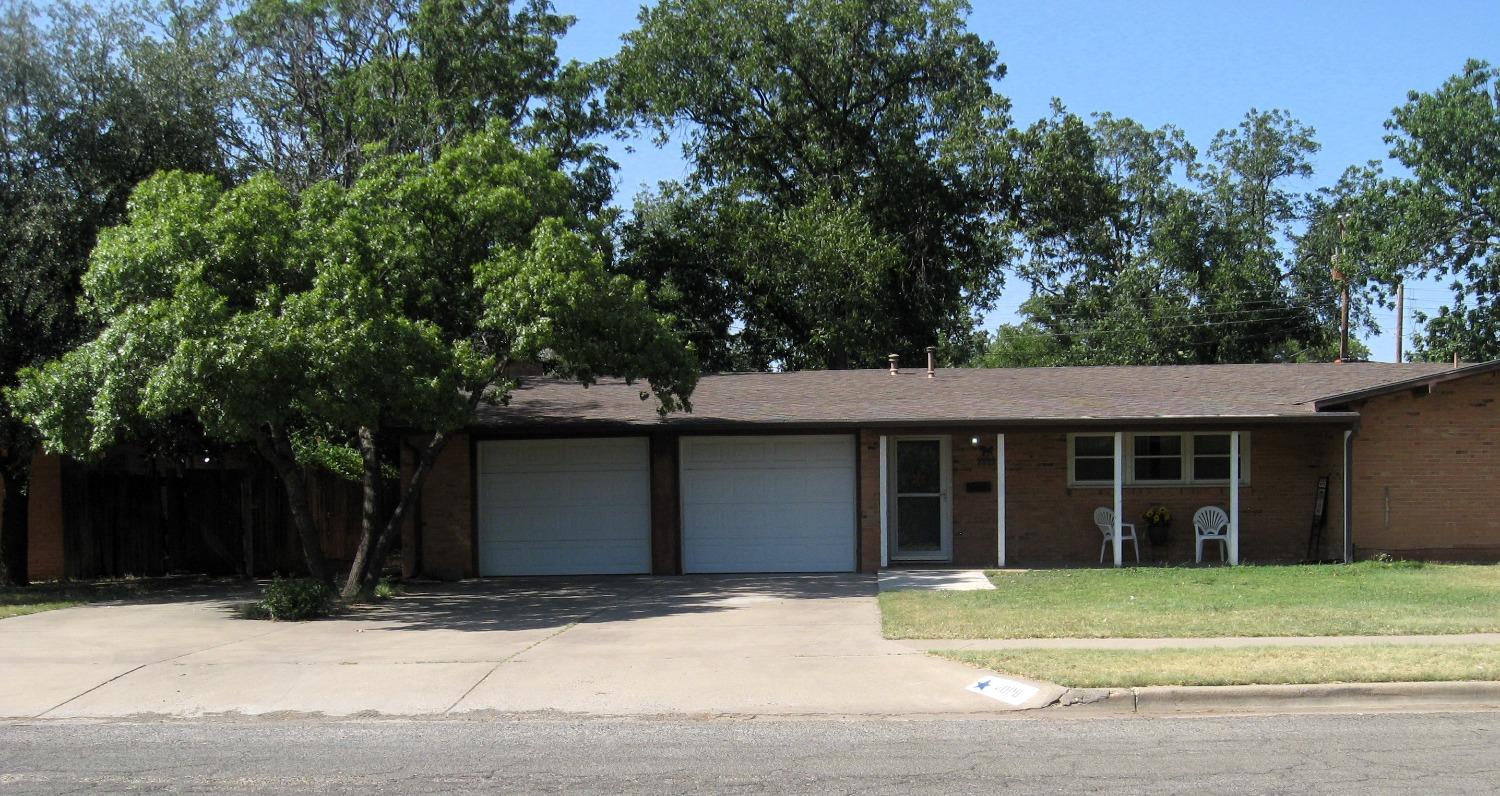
{"left": 888, "top": 354, "right": 899, "bottom": 375}
{"left": 926, "top": 346, "right": 936, "bottom": 378}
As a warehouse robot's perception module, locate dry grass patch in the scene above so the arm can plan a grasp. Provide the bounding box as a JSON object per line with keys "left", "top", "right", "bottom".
{"left": 880, "top": 561, "right": 1500, "bottom": 639}
{"left": 939, "top": 644, "right": 1500, "bottom": 688}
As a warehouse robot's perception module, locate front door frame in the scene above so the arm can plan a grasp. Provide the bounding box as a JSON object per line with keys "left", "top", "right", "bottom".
{"left": 887, "top": 435, "right": 953, "bottom": 561}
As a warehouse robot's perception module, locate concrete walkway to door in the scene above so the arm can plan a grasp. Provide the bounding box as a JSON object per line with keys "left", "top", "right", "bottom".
{"left": 0, "top": 575, "right": 1061, "bottom": 719}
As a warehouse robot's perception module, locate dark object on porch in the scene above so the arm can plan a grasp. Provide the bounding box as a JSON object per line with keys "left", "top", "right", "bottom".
{"left": 1143, "top": 505, "right": 1172, "bottom": 546}
{"left": 963, "top": 481, "right": 991, "bottom": 493}
{"left": 1306, "top": 475, "right": 1331, "bottom": 562}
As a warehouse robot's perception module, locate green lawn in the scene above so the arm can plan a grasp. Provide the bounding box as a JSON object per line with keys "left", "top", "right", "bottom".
{"left": 880, "top": 562, "right": 1500, "bottom": 639}
{"left": 0, "top": 581, "right": 150, "bottom": 620}
{"left": 939, "top": 644, "right": 1500, "bottom": 688}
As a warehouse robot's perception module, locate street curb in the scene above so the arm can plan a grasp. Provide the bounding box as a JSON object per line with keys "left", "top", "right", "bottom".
{"left": 1053, "top": 681, "right": 1500, "bottom": 716}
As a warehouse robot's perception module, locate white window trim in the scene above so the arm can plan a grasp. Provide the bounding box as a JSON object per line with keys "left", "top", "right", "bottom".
{"left": 1068, "top": 432, "right": 1251, "bottom": 488}
{"left": 1066, "top": 432, "right": 1117, "bottom": 486}
{"left": 1129, "top": 433, "right": 1187, "bottom": 485}
{"left": 887, "top": 435, "right": 953, "bottom": 561}
{"left": 1186, "top": 432, "right": 1252, "bottom": 487}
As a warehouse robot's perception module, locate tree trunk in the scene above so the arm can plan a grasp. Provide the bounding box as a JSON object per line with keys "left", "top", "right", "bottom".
{"left": 1, "top": 450, "right": 31, "bottom": 586}
{"left": 341, "top": 426, "right": 385, "bottom": 600}
{"left": 256, "top": 426, "right": 330, "bottom": 586}
{"left": 354, "top": 429, "right": 453, "bottom": 595}
{"left": 347, "top": 379, "right": 493, "bottom": 596}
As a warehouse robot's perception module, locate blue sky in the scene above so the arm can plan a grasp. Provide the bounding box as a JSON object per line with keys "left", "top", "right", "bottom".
{"left": 553, "top": 0, "right": 1500, "bottom": 361}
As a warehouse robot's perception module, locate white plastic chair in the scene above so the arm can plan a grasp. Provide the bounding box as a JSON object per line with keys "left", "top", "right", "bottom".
{"left": 1194, "top": 506, "right": 1230, "bottom": 563}
{"left": 1093, "top": 507, "right": 1140, "bottom": 564}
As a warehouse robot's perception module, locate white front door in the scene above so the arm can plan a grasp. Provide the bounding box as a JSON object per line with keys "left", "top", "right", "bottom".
{"left": 890, "top": 436, "right": 952, "bottom": 561}
{"left": 679, "top": 435, "right": 857, "bottom": 573}
{"left": 475, "top": 438, "right": 651, "bottom": 576}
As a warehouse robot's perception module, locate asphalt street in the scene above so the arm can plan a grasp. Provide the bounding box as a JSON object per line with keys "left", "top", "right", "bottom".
{"left": 2, "top": 712, "right": 1497, "bottom": 794}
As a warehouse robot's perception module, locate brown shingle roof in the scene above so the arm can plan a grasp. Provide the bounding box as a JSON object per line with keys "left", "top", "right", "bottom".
{"left": 472, "top": 362, "right": 1463, "bottom": 430}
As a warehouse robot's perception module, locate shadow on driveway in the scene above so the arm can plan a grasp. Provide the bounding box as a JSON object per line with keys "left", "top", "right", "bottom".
{"left": 252, "top": 573, "right": 879, "bottom": 633}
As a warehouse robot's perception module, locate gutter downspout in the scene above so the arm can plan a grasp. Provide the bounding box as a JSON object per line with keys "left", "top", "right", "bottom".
{"left": 1342, "top": 429, "right": 1355, "bottom": 564}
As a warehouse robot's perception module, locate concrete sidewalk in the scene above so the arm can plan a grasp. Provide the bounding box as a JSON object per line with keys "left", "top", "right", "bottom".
{"left": 0, "top": 576, "right": 1063, "bottom": 720}
{"left": 899, "top": 632, "right": 1500, "bottom": 651}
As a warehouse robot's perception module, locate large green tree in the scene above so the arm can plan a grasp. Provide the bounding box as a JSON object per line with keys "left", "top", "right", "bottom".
{"left": 611, "top": 0, "right": 1012, "bottom": 370}
{"left": 980, "top": 107, "right": 1347, "bottom": 366}
{"left": 1339, "top": 60, "right": 1500, "bottom": 362}
{"left": 10, "top": 123, "right": 696, "bottom": 596}
{"left": 0, "top": 0, "right": 235, "bottom": 584}
{"left": 231, "top": 0, "right": 614, "bottom": 212}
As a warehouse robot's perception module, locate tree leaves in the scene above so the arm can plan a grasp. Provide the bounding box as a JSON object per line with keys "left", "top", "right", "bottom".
{"left": 10, "top": 122, "right": 695, "bottom": 460}
{"left": 986, "top": 107, "right": 1338, "bottom": 366}
{"left": 610, "top": 0, "right": 1012, "bottom": 369}
{"left": 1342, "top": 59, "right": 1500, "bottom": 362}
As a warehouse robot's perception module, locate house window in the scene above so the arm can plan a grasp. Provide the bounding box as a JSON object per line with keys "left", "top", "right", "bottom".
{"left": 1070, "top": 434, "right": 1115, "bottom": 484}
{"left": 1131, "top": 434, "right": 1184, "bottom": 483}
{"left": 1190, "top": 433, "right": 1247, "bottom": 483}
{"left": 1068, "top": 432, "right": 1250, "bottom": 486}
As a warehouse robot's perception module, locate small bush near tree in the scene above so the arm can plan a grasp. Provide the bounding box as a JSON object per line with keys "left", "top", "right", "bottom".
{"left": 255, "top": 576, "right": 334, "bottom": 621}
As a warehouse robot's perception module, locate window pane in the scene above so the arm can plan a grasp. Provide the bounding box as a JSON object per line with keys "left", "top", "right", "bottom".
{"left": 1134, "top": 435, "right": 1181, "bottom": 456}
{"left": 1074, "top": 457, "right": 1115, "bottom": 483}
{"left": 1134, "top": 457, "right": 1183, "bottom": 481}
{"left": 1074, "top": 436, "right": 1114, "bottom": 456}
{"left": 1194, "top": 434, "right": 1230, "bottom": 455}
{"left": 1194, "top": 456, "right": 1231, "bottom": 480}
{"left": 896, "top": 440, "right": 941, "bottom": 493}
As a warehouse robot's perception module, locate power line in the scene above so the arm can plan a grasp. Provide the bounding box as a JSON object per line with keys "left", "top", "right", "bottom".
{"left": 1006, "top": 310, "right": 1319, "bottom": 344}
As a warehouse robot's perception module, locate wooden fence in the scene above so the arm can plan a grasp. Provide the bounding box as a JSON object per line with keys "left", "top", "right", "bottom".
{"left": 60, "top": 457, "right": 364, "bottom": 579}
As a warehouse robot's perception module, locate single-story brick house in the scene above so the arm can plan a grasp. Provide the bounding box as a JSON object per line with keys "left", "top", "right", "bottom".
{"left": 9, "top": 359, "right": 1499, "bottom": 580}
{"left": 401, "top": 359, "right": 1500, "bottom": 578}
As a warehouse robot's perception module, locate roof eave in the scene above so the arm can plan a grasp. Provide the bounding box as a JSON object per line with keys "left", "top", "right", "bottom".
{"left": 467, "top": 412, "right": 1362, "bottom": 435}
{"left": 1311, "top": 359, "right": 1500, "bottom": 410}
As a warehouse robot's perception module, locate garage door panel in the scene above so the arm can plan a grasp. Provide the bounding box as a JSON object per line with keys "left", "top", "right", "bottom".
{"left": 680, "top": 435, "right": 856, "bottom": 573}
{"left": 477, "top": 540, "right": 647, "bottom": 577}
{"left": 479, "top": 438, "right": 645, "bottom": 475}
{"left": 477, "top": 438, "right": 650, "bottom": 576}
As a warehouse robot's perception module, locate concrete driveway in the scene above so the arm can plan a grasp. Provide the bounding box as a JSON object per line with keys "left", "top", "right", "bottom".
{"left": 0, "top": 576, "right": 1059, "bottom": 719}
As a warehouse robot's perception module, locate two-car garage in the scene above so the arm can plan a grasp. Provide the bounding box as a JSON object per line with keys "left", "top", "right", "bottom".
{"left": 475, "top": 435, "right": 856, "bottom": 576}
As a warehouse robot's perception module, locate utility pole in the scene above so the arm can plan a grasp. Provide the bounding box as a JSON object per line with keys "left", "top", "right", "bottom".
{"left": 1394, "top": 282, "right": 1404, "bottom": 362}
{"left": 1334, "top": 214, "right": 1350, "bottom": 362}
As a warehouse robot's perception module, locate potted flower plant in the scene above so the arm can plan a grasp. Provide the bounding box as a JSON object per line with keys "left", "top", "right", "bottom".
{"left": 1142, "top": 505, "right": 1172, "bottom": 546}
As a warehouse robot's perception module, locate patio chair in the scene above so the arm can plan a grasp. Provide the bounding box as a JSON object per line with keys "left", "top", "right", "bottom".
{"left": 1194, "top": 506, "right": 1230, "bottom": 563}
{"left": 1093, "top": 507, "right": 1140, "bottom": 564}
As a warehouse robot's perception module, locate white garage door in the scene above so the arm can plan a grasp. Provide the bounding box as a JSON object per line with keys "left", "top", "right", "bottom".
{"left": 680, "top": 435, "right": 857, "bottom": 573}
{"left": 476, "top": 438, "right": 651, "bottom": 576}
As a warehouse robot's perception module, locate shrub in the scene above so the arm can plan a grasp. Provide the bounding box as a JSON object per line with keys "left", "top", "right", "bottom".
{"left": 372, "top": 578, "right": 402, "bottom": 600}
{"left": 256, "top": 576, "right": 334, "bottom": 621}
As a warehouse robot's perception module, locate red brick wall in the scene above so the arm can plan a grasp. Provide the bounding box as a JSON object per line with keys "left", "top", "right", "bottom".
{"left": 1349, "top": 371, "right": 1500, "bottom": 560}
{"left": 649, "top": 433, "right": 681, "bottom": 575}
{"left": 412, "top": 434, "right": 473, "bottom": 580}
{"left": 860, "top": 425, "right": 1345, "bottom": 569}
{"left": 857, "top": 431, "right": 881, "bottom": 572}
{"left": 26, "top": 451, "right": 66, "bottom": 580}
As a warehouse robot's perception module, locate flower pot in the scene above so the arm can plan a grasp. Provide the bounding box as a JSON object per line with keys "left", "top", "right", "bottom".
{"left": 1147, "top": 523, "right": 1171, "bottom": 546}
